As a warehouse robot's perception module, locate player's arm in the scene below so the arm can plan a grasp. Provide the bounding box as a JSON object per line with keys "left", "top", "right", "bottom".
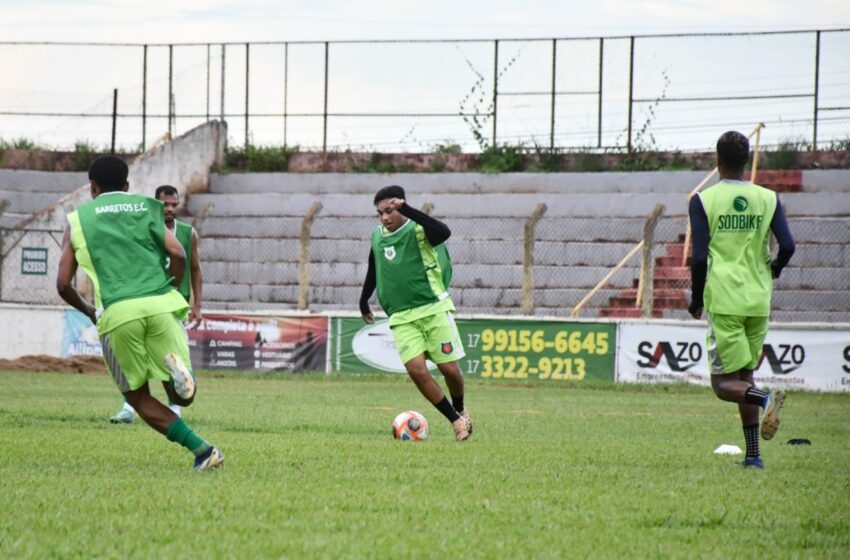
{"left": 769, "top": 197, "right": 795, "bottom": 279}
{"left": 56, "top": 226, "right": 97, "bottom": 324}
{"left": 360, "top": 249, "right": 377, "bottom": 324}
{"left": 164, "top": 225, "right": 186, "bottom": 289}
{"left": 688, "top": 195, "right": 710, "bottom": 319}
{"left": 393, "top": 200, "right": 451, "bottom": 246}
{"left": 188, "top": 228, "right": 203, "bottom": 328}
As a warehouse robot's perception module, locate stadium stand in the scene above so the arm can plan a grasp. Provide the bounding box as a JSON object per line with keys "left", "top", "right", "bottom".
{"left": 0, "top": 170, "right": 87, "bottom": 228}
{"left": 187, "top": 171, "right": 850, "bottom": 322}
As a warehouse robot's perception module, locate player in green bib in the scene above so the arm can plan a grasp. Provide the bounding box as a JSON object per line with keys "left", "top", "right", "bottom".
{"left": 360, "top": 185, "right": 472, "bottom": 441}
{"left": 109, "top": 185, "right": 205, "bottom": 424}
{"left": 56, "top": 156, "right": 222, "bottom": 471}
{"left": 688, "top": 131, "right": 796, "bottom": 469}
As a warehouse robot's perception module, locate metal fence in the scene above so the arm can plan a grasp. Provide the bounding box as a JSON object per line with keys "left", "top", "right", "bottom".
{"left": 0, "top": 227, "right": 66, "bottom": 305}
{"left": 1, "top": 29, "right": 849, "bottom": 153}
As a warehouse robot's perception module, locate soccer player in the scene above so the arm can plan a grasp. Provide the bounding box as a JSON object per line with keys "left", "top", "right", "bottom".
{"left": 688, "top": 131, "right": 795, "bottom": 469}
{"left": 110, "top": 185, "right": 204, "bottom": 423}
{"left": 360, "top": 185, "right": 472, "bottom": 441}
{"left": 56, "top": 156, "right": 223, "bottom": 471}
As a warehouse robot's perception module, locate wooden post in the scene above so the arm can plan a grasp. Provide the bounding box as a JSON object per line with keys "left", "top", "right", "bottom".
{"left": 751, "top": 125, "right": 762, "bottom": 184}
{"left": 636, "top": 204, "right": 665, "bottom": 317}
{"left": 522, "top": 204, "right": 548, "bottom": 315}
{"left": 191, "top": 202, "right": 215, "bottom": 236}
{"left": 298, "top": 202, "right": 323, "bottom": 310}
{"left": 572, "top": 241, "right": 644, "bottom": 318}
{"left": 0, "top": 200, "right": 7, "bottom": 299}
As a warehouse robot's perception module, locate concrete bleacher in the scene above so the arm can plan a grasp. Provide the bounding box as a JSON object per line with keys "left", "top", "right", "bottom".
{"left": 187, "top": 171, "right": 850, "bottom": 322}
{"left": 0, "top": 170, "right": 87, "bottom": 228}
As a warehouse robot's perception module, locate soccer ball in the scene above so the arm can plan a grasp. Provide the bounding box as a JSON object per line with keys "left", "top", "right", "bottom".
{"left": 392, "top": 410, "right": 429, "bottom": 441}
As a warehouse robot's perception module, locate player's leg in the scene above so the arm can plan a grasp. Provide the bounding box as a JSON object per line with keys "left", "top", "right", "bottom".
{"left": 745, "top": 316, "right": 785, "bottom": 441}
{"left": 393, "top": 320, "right": 468, "bottom": 440}
{"left": 123, "top": 382, "right": 176, "bottom": 432}
{"left": 146, "top": 312, "right": 196, "bottom": 407}
{"left": 426, "top": 311, "right": 472, "bottom": 435}
{"left": 103, "top": 317, "right": 221, "bottom": 470}
{"left": 707, "top": 313, "right": 770, "bottom": 468}
{"left": 123, "top": 382, "right": 220, "bottom": 470}
{"left": 707, "top": 313, "right": 765, "bottom": 404}
{"left": 145, "top": 311, "right": 222, "bottom": 469}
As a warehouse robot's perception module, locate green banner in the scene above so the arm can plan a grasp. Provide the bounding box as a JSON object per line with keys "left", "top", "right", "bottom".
{"left": 331, "top": 316, "right": 615, "bottom": 382}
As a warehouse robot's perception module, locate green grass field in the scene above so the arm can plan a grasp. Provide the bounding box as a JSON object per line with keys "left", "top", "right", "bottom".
{"left": 1, "top": 370, "right": 848, "bottom": 558}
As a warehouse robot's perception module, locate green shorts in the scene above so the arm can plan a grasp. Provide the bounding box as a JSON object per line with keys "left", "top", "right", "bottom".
{"left": 706, "top": 313, "right": 768, "bottom": 374}
{"left": 391, "top": 311, "right": 465, "bottom": 365}
{"left": 100, "top": 312, "right": 192, "bottom": 392}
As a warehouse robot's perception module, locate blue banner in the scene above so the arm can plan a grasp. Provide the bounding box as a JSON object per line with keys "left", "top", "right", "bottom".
{"left": 61, "top": 310, "right": 102, "bottom": 358}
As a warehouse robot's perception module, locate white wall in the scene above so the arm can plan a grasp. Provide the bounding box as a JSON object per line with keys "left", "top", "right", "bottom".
{"left": 0, "top": 304, "right": 64, "bottom": 359}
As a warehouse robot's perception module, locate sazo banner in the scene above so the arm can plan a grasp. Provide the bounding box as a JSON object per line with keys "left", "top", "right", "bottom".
{"left": 617, "top": 321, "right": 850, "bottom": 393}
{"left": 331, "top": 316, "right": 615, "bottom": 382}
{"left": 188, "top": 314, "right": 328, "bottom": 372}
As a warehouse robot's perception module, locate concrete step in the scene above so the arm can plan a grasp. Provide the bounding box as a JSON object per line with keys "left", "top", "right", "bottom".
{"left": 752, "top": 170, "right": 803, "bottom": 192}
{"left": 608, "top": 295, "right": 688, "bottom": 309}
{"left": 0, "top": 170, "right": 87, "bottom": 192}
{"left": 614, "top": 288, "right": 687, "bottom": 299}
{"left": 656, "top": 255, "right": 689, "bottom": 267}
{"left": 188, "top": 192, "right": 850, "bottom": 218}
{"left": 597, "top": 308, "right": 663, "bottom": 318}
{"left": 0, "top": 212, "right": 30, "bottom": 228}
{"left": 207, "top": 170, "right": 850, "bottom": 195}
{"left": 0, "top": 191, "right": 70, "bottom": 215}
{"left": 775, "top": 267, "right": 850, "bottom": 290}
{"left": 209, "top": 171, "right": 715, "bottom": 195}
{"left": 195, "top": 215, "right": 849, "bottom": 245}
{"left": 655, "top": 267, "right": 690, "bottom": 280}
{"left": 201, "top": 237, "right": 651, "bottom": 268}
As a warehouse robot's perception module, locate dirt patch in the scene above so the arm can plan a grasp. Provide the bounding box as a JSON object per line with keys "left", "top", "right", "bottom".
{"left": 0, "top": 355, "right": 105, "bottom": 374}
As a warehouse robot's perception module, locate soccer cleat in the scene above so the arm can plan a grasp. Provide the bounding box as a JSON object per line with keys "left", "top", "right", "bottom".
{"left": 740, "top": 456, "right": 764, "bottom": 469}
{"left": 760, "top": 390, "right": 786, "bottom": 441}
{"left": 193, "top": 446, "right": 224, "bottom": 472}
{"left": 109, "top": 409, "right": 135, "bottom": 424}
{"left": 452, "top": 416, "right": 471, "bottom": 442}
{"left": 164, "top": 353, "right": 195, "bottom": 401}
{"left": 459, "top": 409, "right": 473, "bottom": 435}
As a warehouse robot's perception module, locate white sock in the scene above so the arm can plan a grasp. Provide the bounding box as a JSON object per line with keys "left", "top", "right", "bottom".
{"left": 169, "top": 404, "right": 182, "bottom": 417}
{"left": 122, "top": 401, "right": 135, "bottom": 414}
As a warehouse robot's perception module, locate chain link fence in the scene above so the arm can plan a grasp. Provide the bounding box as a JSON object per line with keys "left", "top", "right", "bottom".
{"left": 2, "top": 206, "right": 848, "bottom": 323}
{"left": 1, "top": 227, "right": 66, "bottom": 305}
{"left": 189, "top": 202, "right": 848, "bottom": 322}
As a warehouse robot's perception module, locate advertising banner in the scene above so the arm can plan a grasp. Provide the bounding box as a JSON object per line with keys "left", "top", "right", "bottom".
{"left": 188, "top": 314, "right": 328, "bottom": 372}
{"left": 61, "top": 309, "right": 102, "bottom": 357}
{"left": 331, "top": 316, "right": 616, "bottom": 382}
{"left": 617, "top": 321, "right": 850, "bottom": 393}
{"left": 60, "top": 310, "right": 328, "bottom": 372}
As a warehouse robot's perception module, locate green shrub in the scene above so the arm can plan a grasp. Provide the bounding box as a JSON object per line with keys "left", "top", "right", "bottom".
{"left": 225, "top": 144, "right": 299, "bottom": 172}
{"left": 478, "top": 144, "right": 524, "bottom": 173}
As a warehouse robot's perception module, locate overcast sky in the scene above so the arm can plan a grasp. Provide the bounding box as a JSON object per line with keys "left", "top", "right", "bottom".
{"left": 1, "top": 1, "right": 849, "bottom": 151}
{"left": 2, "top": 0, "right": 849, "bottom": 43}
